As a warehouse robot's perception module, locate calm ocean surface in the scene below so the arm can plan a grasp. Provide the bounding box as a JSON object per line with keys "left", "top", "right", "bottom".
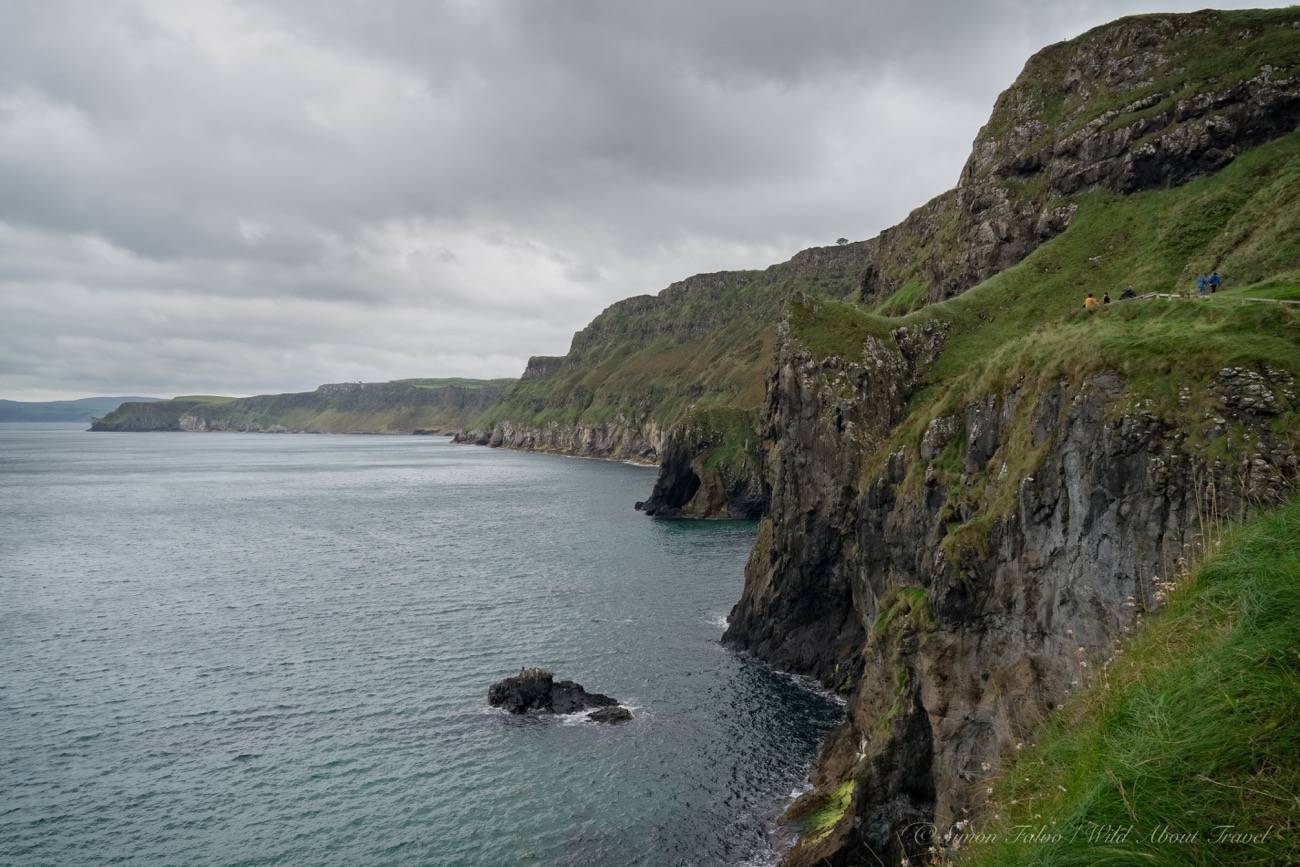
{"left": 0, "top": 424, "right": 842, "bottom": 866}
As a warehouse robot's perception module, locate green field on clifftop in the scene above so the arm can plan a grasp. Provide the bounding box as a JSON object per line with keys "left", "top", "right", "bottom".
{"left": 793, "top": 129, "right": 1300, "bottom": 379}
{"left": 93, "top": 378, "right": 514, "bottom": 434}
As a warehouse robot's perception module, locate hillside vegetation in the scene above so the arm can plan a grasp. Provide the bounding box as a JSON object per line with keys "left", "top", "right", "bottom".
{"left": 453, "top": 245, "right": 871, "bottom": 514}
{"left": 953, "top": 494, "right": 1300, "bottom": 866}
{"left": 763, "top": 129, "right": 1300, "bottom": 867}
{"left": 465, "top": 6, "right": 1300, "bottom": 523}
{"left": 714, "top": 10, "right": 1300, "bottom": 865}
{"left": 466, "top": 244, "right": 869, "bottom": 447}
{"left": 790, "top": 128, "right": 1300, "bottom": 551}
{"left": 91, "top": 378, "right": 512, "bottom": 434}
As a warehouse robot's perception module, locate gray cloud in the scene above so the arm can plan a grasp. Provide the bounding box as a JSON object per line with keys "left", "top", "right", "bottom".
{"left": 0, "top": 0, "right": 1285, "bottom": 399}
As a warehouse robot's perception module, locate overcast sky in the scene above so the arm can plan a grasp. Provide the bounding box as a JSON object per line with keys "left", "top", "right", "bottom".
{"left": 0, "top": 0, "right": 1286, "bottom": 400}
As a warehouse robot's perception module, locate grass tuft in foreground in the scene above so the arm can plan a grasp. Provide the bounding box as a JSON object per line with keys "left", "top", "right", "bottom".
{"left": 798, "top": 780, "right": 857, "bottom": 844}
{"left": 952, "top": 496, "right": 1300, "bottom": 866}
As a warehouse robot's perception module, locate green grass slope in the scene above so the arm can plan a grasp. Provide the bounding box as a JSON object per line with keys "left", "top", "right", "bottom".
{"left": 864, "top": 6, "right": 1300, "bottom": 315}
{"left": 468, "top": 245, "right": 871, "bottom": 479}
{"left": 791, "top": 129, "right": 1300, "bottom": 543}
{"left": 473, "top": 6, "right": 1300, "bottom": 492}
{"left": 952, "top": 495, "right": 1300, "bottom": 866}
{"left": 91, "top": 378, "right": 514, "bottom": 434}
{"left": 478, "top": 247, "right": 869, "bottom": 433}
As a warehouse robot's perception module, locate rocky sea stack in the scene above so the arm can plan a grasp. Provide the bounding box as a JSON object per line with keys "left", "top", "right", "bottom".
{"left": 488, "top": 668, "right": 632, "bottom": 723}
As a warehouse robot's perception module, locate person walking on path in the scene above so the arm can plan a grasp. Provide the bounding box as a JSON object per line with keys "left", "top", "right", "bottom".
{"left": 1209, "top": 271, "right": 1222, "bottom": 293}
{"left": 1103, "top": 292, "right": 1111, "bottom": 305}
{"left": 1196, "top": 273, "right": 1209, "bottom": 297}
{"left": 1084, "top": 293, "right": 1099, "bottom": 310}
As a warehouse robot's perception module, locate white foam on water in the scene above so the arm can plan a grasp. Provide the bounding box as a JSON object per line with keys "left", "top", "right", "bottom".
{"left": 556, "top": 703, "right": 642, "bottom": 726}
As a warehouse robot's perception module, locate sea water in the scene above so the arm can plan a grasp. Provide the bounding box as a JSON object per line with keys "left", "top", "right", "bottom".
{"left": 0, "top": 425, "right": 841, "bottom": 866}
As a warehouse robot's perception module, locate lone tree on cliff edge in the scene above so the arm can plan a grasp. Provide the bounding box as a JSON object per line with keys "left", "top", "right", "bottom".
{"left": 836, "top": 237, "right": 849, "bottom": 245}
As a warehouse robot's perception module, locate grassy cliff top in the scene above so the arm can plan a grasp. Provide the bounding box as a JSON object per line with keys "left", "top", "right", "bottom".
{"left": 793, "top": 126, "right": 1300, "bottom": 422}
{"left": 479, "top": 6, "right": 1300, "bottom": 449}
{"left": 970, "top": 6, "right": 1300, "bottom": 178}
{"left": 789, "top": 128, "right": 1300, "bottom": 557}
{"left": 93, "top": 377, "right": 513, "bottom": 434}
{"left": 146, "top": 378, "right": 515, "bottom": 404}
{"left": 476, "top": 245, "right": 869, "bottom": 432}
{"left": 390, "top": 378, "right": 516, "bottom": 391}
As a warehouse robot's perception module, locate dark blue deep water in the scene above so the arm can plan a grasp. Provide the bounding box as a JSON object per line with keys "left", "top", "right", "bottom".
{"left": 0, "top": 425, "right": 842, "bottom": 866}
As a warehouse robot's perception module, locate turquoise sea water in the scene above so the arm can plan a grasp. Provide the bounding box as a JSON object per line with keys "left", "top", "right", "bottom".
{"left": 0, "top": 425, "right": 841, "bottom": 866}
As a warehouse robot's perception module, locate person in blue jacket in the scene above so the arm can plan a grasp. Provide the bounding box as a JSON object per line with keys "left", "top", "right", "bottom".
{"left": 1209, "top": 271, "right": 1222, "bottom": 293}
{"left": 1196, "top": 273, "right": 1208, "bottom": 297}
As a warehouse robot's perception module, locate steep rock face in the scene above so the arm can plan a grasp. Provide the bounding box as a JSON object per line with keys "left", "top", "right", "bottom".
{"left": 177, "top": 414, "right": 288, "bottom": 433}
{"left": 459, "top": 8, "right": 1300, "bottom": 525}
{"left": 727, "top": 324, "right": 1299, "bottom": 864}
{"left": 567, "top": 271, "right": 763, "bottom": 354}
{"left": 860, "top": 8, "right": 1300, "bottom": 310}
{"left": 965, "top": 13, "right": 1300, "bottom": 195}
{"left": 454, "top": 415, "right": 664, "bottom": 463}
{"left": 636, "top": 410, "right": 767, "bottom": 519}
{"left": 461, "top": 245, "right": 872, "bottom": 510}
{"left": 617, "top": 9, "right": 1300, "bottom": 513}
{"left": 456, "top": 355, "right": 667, "bottom": 458}
{"left": 724, "top": 321, "right": 946, "bottom": 681}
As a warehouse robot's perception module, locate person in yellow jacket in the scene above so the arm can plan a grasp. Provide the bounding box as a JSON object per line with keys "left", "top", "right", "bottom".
{"left": 1083, "top": 293, "right": 1099, "bottom": 310}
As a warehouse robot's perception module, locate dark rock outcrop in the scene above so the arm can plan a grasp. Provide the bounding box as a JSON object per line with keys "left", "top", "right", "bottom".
{"left": 727, "top": 316, "right": 1298, "bottom": 864}
{"left": 453, "top": 417, "right": 663, "bottom": 463}
{"left": 857, "top": 10, "right": 1300, "bottom": 310}
{"left": 637, "top": 411, "right": 767, "bottom": 519}
{"left": 488, "top": 668, "right": 631, "bottom": 722}
{"left": 724, "top": 319, "right": 947, "bottom": 687}
{"left": 585, "top": 705, "right": 633, "bottom": 724}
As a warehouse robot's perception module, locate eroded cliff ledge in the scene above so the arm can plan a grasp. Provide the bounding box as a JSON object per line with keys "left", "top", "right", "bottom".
{"left": 719, "top": 13, "right": 1300, "bottom": 856}
{"left": 725, "top": 126, "right": 1300, "bottom": 867}
{"left": 861, "top": 8, "right": 1300, "bottom": 313}
{"left": 729, "top": 315, "right": 1296, "bottom": 864}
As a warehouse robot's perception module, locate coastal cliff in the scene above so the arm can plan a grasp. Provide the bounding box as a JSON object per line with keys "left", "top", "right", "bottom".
{"left": 716, "top": 9, "right": 1300, "bottom": 862}
{"left": 453, "top": 247, "right": 869, "bottom": 512}
{"left": 462, "top": 7, "right": 1300, "bottom": 522}
{"left": 91, "top": 378, "right": 512, "bottom": 434}
{"left": 859, "top": 6, "right": 1300, "bottom": 313}
{"left": 732, "top": 299, "right": 1297, "bottom": 864}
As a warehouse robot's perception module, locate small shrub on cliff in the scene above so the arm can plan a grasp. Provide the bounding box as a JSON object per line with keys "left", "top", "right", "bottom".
{"left": 870, "top": 586, "right": 934, "bottom": 642}
{"left": 795, "top": 779, "right": 856, "bottom": 844}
